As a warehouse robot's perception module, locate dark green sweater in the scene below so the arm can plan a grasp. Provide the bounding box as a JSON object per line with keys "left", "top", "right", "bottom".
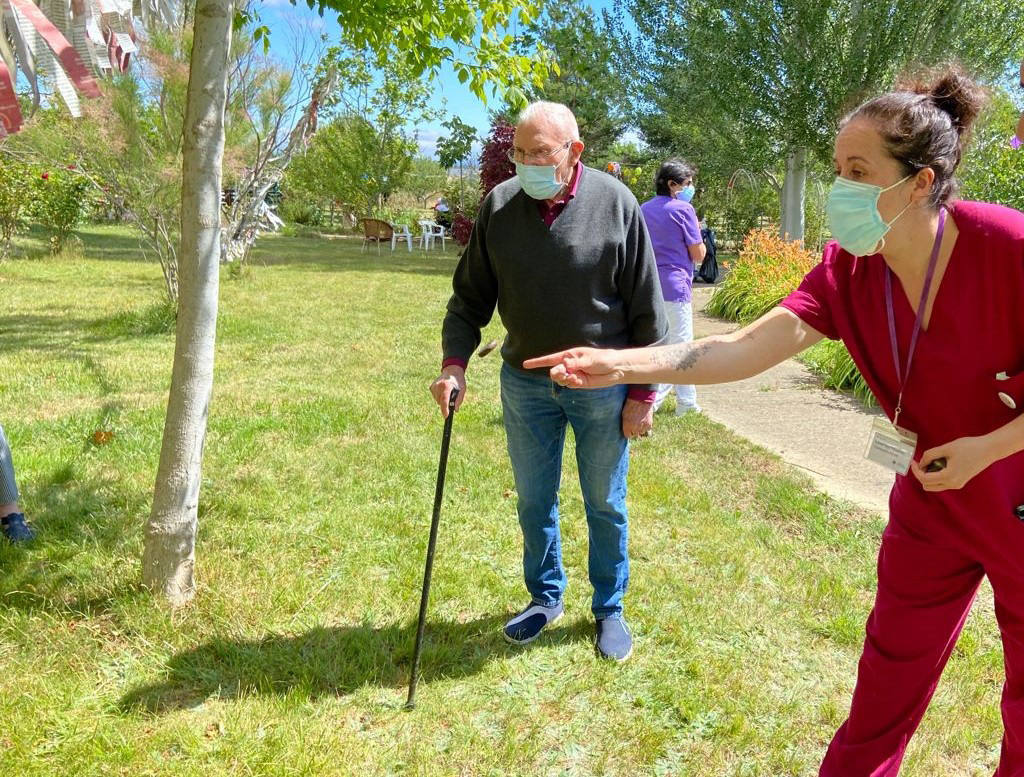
{"left": 442, "top": 166, "right": 668, "bottom": 391}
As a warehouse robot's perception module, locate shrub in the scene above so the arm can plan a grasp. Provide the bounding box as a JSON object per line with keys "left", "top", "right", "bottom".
{"left": 698, "top": 174, "right": 779, "bottom": 251}
{"left": 374, "top": 207, "right": 425, "bottom": 230}
{"left": 32, "top": 167, "right": 91, "bottom": 254}
{"left": 0, "top": 154, "right": 34, "bottom": 258}
{"left": 452, "top": 213, "right": 474, "bottom": 245}
{"left": 619, "top": 162, "right": 658, "bottom": 204}
{"left": 801, "top": 339, "right": 877, "bottom": 406}
{"left": 706, "top": 227, "right": 876, "bottom": 405}
{"left": 443, "top": 173, "right": 480, "bottom": 221}
{"left": 279, "top": 197, "right": 323, "bottom": 226}
{"left": 705, "top": 228, "right": 817, "bottom": 322}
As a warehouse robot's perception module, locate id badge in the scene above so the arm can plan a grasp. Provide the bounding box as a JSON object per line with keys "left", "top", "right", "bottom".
{"left": 864, "top": 417, "right": 917, "bottom": 475}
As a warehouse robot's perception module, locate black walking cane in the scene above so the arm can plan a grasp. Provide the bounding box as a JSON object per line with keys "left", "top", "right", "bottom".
{"left": 406, "top": 385, "right": 460, "bottom": 709}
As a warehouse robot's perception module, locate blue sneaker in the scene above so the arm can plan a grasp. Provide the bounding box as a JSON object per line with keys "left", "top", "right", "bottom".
{"left": 503, "top": 601, "right": 564, "bottom": 645}
{"left": 1, "top": 512, "right": 36, "bottom": 543}
{"left": 595, "top": 616, "right": 633, "bottom": 662}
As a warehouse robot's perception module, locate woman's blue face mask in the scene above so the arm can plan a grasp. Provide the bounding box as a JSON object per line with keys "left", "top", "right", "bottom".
{"left": 675, "top": 184, "right": 696, "bottom": 202}
{"left": 826, "top": 174, "right": 914, "bottom": 256}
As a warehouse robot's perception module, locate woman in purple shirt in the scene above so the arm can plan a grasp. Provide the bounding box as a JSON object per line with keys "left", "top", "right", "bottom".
{"left": 640, "top": 161, "right": 706, "bottom": 414}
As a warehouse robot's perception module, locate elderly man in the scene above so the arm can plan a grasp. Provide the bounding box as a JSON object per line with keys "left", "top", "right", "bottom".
{"left": 429, "top": 101, "right": 667, "bottom": 661}
{"left": 1, "top": 424, "right": 34, "bottom": 542}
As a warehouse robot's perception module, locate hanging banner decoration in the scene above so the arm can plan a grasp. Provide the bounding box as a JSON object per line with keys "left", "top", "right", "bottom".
{"left": 0, "top": 17, "right": 17, "bottom": 78}
{"left": 4, "top": 7, "right": 42, "bottom": 109}
{"left": 9, "top": 0, "right": 101, "bottom": 98}
{"left": 0, "top": 60, "right": 21, "bottom": 135}
{"left": 95, "top": 0, "right": 135, "bottom": 73}
{"left": 8, "top": 2, "right": 81, "bottom": 117}
{"left": 0, "top": 0, "right": 170, "bottom": 134}
{"left": 41, "top": 0, "right": 70, "bottom": 36}
{"left": 74, "top": 0, "right": 111, "bottom": 75}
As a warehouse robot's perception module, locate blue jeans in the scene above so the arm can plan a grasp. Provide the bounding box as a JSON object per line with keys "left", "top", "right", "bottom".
{"left": 500, "top": 363, "right": 630, "bottom": 618}
{"left": 0, "top": 424, "right": 19, "bottom": 505}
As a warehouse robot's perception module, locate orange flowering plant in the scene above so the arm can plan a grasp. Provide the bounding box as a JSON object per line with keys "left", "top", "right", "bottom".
{"left": 705, "top": 228, "right": 816, "bottom": 323}
{"left": 706, "top": 228, "right": 875, "bottom": 404}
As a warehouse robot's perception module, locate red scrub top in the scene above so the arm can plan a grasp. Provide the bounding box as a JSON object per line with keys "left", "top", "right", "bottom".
{"left": 781, "top": 201, "right": 1024, "bottom": 507}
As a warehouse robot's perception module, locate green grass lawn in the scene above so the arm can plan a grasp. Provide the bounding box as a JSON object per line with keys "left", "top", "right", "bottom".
{"left": 0, "top": 225, "right": 1005, "bottom": 776}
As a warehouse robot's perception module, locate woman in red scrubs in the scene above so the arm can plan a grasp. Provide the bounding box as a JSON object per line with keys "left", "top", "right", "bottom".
{"left": 526, "top": 68, "right": 1024, "bottom": 776}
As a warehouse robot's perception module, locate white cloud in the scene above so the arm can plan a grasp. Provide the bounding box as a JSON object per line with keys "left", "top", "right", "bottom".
{"left": 413, "top": 127, "right": 482, "bottom": 167}
{"left": 415, "top": 129, "right": 442, "bottom": 158}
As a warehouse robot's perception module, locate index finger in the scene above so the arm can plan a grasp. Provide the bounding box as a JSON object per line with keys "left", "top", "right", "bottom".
{"left": 523, "top": 351, "right": 571, "bottom": 370}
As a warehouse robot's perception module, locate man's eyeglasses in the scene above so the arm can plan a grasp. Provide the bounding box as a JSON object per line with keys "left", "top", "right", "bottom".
{"left": 507, "top": 141, "right": 571, "bottom": 165}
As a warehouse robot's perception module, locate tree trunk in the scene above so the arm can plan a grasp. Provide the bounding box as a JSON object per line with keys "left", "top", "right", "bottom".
{"left": 142, "top": 0, "right": 233, "bottom": 605}
{"left": 457, "top": 159, "right": 464, "bottom": 211}
{"left": 779, "top": 147, "right": 808, "bottom": 243}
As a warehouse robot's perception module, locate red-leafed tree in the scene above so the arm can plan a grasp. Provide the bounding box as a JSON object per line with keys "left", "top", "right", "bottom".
{"left": 453, "top": 120, "right": 515, "bottom": 245}
{"left": 479, "top": 121, "right": 515, "bottom": 199}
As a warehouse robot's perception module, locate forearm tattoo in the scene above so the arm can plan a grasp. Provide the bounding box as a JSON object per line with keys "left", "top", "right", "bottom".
{"left": 652, "top": 342, "right": 710, "bottom": 374}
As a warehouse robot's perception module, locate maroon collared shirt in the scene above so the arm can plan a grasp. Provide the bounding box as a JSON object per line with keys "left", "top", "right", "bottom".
{"left": 536, "top": 160, "right": 583, "bottom": 226}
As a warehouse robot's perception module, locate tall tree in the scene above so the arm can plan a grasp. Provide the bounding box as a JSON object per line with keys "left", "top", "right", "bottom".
{"left": 143, "top": 0, "right": 551, "bottom": 604}
{"left": 519, "top": 0, "right": 629, "bottom": 162}
{"left": 436, "top": 116, "right": 477, "bottom": 210}
{"left": 406, "top": 155, "right": 450, "bottom": 208}
{"left": 287, "top": 52, "right": 434, "bottom": 216}
{"left": 621, "top": 0, "right": 1024, "bottom": 241}
{"left": 142, "top": 0, "right": 233, "bottom": 603}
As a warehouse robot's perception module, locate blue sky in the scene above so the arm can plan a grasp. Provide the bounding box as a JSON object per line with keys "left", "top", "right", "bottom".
{"left": 259, "top": 0, "right": 621, "bottom": 159}
{"left": 256, "top": 4, "right": 1022, "bottom": 160}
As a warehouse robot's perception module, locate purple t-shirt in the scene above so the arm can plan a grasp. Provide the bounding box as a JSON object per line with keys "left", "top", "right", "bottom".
{"left": 640, "top": 195, "right": 703, "bottom": 303}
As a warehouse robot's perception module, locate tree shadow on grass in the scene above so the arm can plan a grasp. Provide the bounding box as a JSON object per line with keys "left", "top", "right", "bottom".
{"left": 0, "top": 464, "right": 149, "bottom": 609}
{"left": 0, "top": 309, "right": 175, "bottom": 356}
{"left": 119, "top": 615, "right": 593, "bottom": 714}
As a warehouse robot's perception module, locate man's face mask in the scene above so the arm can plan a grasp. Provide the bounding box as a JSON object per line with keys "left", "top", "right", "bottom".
{"left": 516, "top": 162, "right": 566, "bottom": 200}
{"left": 513, "top": 143, "right": 573, "bottom": 200}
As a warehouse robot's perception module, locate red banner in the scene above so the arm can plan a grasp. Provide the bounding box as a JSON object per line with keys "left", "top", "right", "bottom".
{"left": 8, "top": 0, "right": 101, "bottom": 98}
{"left": 0, "top": 62, "right": 22, "bottom": 135}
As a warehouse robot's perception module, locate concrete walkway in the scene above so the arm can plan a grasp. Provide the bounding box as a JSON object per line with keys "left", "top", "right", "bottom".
{"left": 688, "top": 285, "right": 893, "bottom": 515}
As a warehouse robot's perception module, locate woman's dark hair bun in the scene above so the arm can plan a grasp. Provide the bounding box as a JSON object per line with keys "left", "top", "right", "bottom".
{"left": 844, "top": 64, "right": 985, "bottom": 208}
{"left": 909, "top": 67, "right": 985, "bottom": 136}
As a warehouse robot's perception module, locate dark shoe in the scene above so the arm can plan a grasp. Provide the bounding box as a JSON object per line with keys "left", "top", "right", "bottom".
{"left": 1, "top": 512, "right": 36, "bottom": 543}
{"left": 595, "top": 616, "right": 633, "bottom": 662}
{"left": 503, "top": 600, "right": 564, "bottom": 645}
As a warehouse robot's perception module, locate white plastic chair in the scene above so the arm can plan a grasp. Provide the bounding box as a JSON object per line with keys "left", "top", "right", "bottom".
{"left": 391, "top": 223, "right": 413, "bottom": 252}
{"left": 418, "top": 220, "right": 446, "bottom": 251}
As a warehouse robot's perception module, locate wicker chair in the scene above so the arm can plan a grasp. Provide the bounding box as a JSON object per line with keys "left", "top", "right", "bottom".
{"left": 360, "top": 218, "right": 393, "bottom": 254}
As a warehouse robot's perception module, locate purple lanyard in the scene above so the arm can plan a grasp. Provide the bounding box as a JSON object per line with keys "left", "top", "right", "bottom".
{"left": 884, "top": 207, "right": 946, "bottom": 426}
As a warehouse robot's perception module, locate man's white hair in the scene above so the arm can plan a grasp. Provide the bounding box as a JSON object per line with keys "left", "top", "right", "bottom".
{"left": 517, "top": 101, "right": 580, "bottom": 141}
